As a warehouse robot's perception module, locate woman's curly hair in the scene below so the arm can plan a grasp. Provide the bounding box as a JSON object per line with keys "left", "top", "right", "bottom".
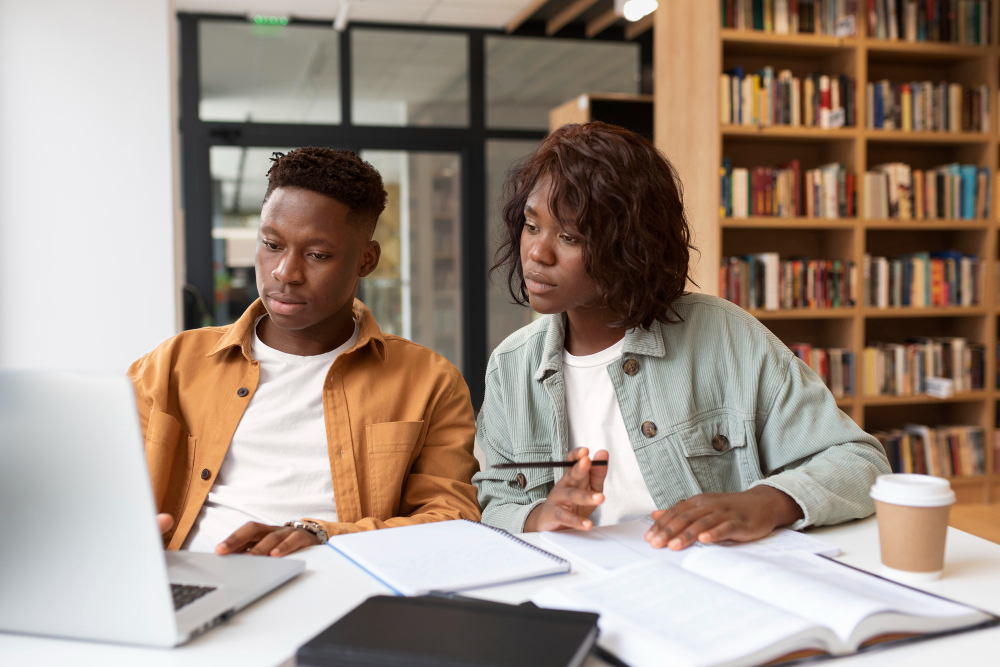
{"left": 492, "top": 121, "right": 696, "bottom": 330}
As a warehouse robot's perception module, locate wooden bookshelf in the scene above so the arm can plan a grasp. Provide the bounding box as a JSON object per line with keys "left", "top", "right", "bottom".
{"left": 655, "top": 2, "right": 1000, "bottom": 502}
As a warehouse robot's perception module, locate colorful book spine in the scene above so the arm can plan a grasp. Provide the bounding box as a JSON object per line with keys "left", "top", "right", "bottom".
{"left": 863, "top": 251, "right": 980, "bottom": 308}
{"left": 867, "top": 0, "right": 990, "bottom": 45}
{"left": 721, "top": 69, "right": 855, "bottom": 128}
{"left": 866, "top": 80, "right": 989, "bottom": 132}
{"left": 862, "top": 163, "right": 990, "bottom": 220}
{"left": 873, "top": 425, "right": 986, "bottom": 478}
{"left": 722, "top": 0, "right": 859, "bottom": 36}
{"left": 720, "top": 254, "right": 855, "bottom": 310}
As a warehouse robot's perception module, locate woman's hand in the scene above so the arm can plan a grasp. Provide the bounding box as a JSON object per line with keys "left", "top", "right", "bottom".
{"left": 523, "top": 447, "right": 609, "bottom": 532}
{"left": 644, "top": 485, "right": 803, "bottom": 550}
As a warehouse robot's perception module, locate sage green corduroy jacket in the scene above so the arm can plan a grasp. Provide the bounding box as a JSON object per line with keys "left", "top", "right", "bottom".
{"left": 473, "top": 293, "right": 891, "bottom": 533}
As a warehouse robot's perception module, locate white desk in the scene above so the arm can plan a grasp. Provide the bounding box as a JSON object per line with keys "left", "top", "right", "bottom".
{"left": 2, "top": 517, "right": 998, "bottom": 667}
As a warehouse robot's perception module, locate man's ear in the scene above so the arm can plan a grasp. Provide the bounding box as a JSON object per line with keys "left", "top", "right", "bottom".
{"left": 358, "top": 239, "right": 381, "bottom": 278}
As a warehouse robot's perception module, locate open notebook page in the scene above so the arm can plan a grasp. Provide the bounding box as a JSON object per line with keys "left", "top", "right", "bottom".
{"left": 533, "top": 560, "right": 828, "bottom": 667}
{"left": 326, "top": 520, "right": 568, "bottom": 596}
{"left": 681, "top": 549, "right": 984, "bottom": 651}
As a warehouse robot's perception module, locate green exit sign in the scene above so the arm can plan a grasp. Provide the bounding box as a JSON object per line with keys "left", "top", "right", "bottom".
{"left": 253, "top": 15, "right": 288, "bottom": 25}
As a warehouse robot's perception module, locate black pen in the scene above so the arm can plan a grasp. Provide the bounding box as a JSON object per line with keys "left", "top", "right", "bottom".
{"left": 491, "top": 460, "right": 608, "bottom": 469}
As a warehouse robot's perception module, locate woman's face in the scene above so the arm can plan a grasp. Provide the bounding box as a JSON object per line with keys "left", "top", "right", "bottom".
{"left": 519, "top": 176, "right": 600, "bottom": 315}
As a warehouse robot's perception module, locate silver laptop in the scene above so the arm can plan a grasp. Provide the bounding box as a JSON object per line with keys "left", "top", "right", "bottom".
{"left": 0, "top": 370, "right": 305, "bottom": 647}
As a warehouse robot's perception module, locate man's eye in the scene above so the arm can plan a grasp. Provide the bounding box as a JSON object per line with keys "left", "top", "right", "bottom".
{"left": 310, "top": 253, "right": 330, "bottom": 260}
{"left": 263, "top": 241, "right": 279, "bottom": 250}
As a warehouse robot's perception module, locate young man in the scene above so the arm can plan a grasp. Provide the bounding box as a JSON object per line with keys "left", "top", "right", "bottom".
{"left": 131, "top": 147, "right": 480, "bottom": 557}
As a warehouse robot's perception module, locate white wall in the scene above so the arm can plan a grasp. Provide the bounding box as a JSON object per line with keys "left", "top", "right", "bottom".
{"left": 0, "top": 0, "right": 180, "bottom": 373}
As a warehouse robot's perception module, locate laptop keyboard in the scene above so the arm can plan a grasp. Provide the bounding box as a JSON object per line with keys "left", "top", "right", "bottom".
{"left": 171, "top": 583, "right": 217, "bottom": 611}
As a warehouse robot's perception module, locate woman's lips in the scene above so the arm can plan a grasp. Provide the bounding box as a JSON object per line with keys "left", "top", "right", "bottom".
{"left": 268, "top": 296, "right": 307, "bottom": 315}
{"left": 525, "top": 277, "right": 556, "bottom": 294}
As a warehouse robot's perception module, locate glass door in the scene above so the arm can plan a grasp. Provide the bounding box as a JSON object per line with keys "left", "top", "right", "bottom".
{"left": 360, "top": 150, "right": 463, "bottom": 369}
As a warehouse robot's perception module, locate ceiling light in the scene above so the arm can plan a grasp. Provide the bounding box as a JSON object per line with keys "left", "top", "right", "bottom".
{"left": 618, "top": 0, "right": 657, "bottom": 22}
{"left": 334, "top": 1, "right": 350, "bottom": 32}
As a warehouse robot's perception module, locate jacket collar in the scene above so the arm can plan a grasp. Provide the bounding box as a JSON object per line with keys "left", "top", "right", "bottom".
{"left": 533, "top": 313, "right": 666, "bottom": 382}
{"left": 207, "top": 298, "right": 388, "bottom": 362}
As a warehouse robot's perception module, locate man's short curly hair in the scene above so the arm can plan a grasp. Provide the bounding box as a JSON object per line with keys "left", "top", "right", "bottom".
{"left": 492, "top": 122, "right": 696, "bottom": 331}
{"left": 264, "top": 147, "right": 387, "bottom": 235}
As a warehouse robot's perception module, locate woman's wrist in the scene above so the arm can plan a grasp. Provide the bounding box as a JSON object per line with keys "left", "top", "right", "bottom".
{"left": 748, "top": 484, "right": 804, "bottom": 529}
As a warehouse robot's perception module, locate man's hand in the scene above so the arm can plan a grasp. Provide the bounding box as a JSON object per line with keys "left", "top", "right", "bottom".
{"left": 645, "top": 485, "right": 803, "bottom": 550}
{"left": 216, "top": 522, "right": 321, "bottom": 557}
{"left": 523, "top": 448, "right": 609, "bottom": 532}
{"left": 157, "top": 514, "right": 174, "bottom": 534}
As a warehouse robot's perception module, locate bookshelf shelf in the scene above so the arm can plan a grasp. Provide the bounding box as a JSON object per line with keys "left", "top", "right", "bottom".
{"left": 862, "top": 39, "right": 994, "bottom": 60}
{"left": 863, "top": 130, "right": 992, "bottom": 145}
{"left": 722, "top": 217, "right": 857, "bottom": 229}
{"left": 658, "top": 1, "right": 1000, "bottom": 502}
{"left": 722, "top": 126, "right": 857, "bottom": 140}
{"left": 720, "top": 28, "right": 857, "bottom": 53}
{"left": 861, "top": 307, "right": 989, "bottom": 318}
{"left": 860, "top": 391, "right": 990, "bottom": 407}
{"left": 748, "top": 308, "right": 858, "bottom": 320}
{"left": 863, "top": 219, "right": 991, "bottom": 230}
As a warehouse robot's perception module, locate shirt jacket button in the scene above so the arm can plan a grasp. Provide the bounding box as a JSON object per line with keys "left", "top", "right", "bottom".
{"left": 516, "top": 472, "right": 527, "bottom": 490}
{"left": 712, "top": 435, "right": 730, "bottom": 452}
{"left": 641, "top": 421, "right": 658, "bottom": 438}
{"left": 622, "top": 359, "right": 640, "bottom": 376}
{"left": 237, "top": 387, "right": 249, "bottom": 397}
{"left": 201, "top": 468, "right": 211, "bottom": 480}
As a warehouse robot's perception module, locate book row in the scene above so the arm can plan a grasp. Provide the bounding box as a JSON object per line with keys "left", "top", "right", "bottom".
{"left": 720, "top": 254, "right": 857, "bottom": 310}
{"left": 790, "top": 344, "right": 855, "bottom": 397}
{"left": 866, "top": 80, "right": 990, "bottom": 133}
{"left": 863, "top": 251, "right": 981, "bottom": 307}
{"left": 720, "top": 69, "right": 856, "bottom": 128}
{"left": 721, "top": 0, "right": 859, "bottom": 36}
{"left": 862, "top": 336, "right": 985, "bottom": 396}
{"left": 861, "top": 163, "right": 991, "bottom": 220}
{"left": 867, "top": 0, "right": 991, "bottom": 44}
{"left": 872, "top": 425, "right": 987, "bottom": 478}
{"left": 721, "top": 159, "right": 855, "bottom": 218}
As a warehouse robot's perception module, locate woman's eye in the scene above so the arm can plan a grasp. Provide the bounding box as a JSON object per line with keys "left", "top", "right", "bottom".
{"left": 560, "top": 235, "right": 578, "bottom": 245}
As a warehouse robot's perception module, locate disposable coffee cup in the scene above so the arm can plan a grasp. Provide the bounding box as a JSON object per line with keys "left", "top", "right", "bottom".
{"left": 870, "top": 474, "right": 955, "bottom": 582}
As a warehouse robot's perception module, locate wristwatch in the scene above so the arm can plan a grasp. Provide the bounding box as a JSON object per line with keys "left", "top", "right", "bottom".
{"left": 283, "top": 519, "right": 329, "bottom": 543}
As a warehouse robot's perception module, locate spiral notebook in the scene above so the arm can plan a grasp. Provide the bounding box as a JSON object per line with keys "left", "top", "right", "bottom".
{"left": 326, "top": 520, "right": 571, "bottom": 596}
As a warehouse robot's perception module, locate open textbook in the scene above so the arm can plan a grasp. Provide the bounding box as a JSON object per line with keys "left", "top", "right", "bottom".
{"left": 540, "top": 518, "right": 840, "bottom": 571}
{"left": 532, "top": 549, "right": 996, "bottom": 667}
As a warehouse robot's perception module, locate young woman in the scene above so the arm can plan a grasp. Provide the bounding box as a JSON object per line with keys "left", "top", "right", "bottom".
{"left": 473, "top": 122, "right": 890, "bottom": 550}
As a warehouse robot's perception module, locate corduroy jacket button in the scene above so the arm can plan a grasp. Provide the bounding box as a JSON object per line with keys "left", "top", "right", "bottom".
{"left": 237, "top": 387, "right": 248, "bottom": 397}
{"left": 641, "top": 421, "right": 658, "bottom": 438}
{"left": 623, "top": 359, "right": 640, "bottom": 376}
{"left": 516, "top": 472, "right": 527, "bottom": 489}
{"left": 712, "top": 435, "right": 730, "bottom": 452}
{"left": 201, "top": 468, "right": 211, "bottom": 480}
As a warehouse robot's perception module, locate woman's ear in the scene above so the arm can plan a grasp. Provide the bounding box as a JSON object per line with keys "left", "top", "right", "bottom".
{"left": 358, "top": 240, "right": 381, "bottom": 278}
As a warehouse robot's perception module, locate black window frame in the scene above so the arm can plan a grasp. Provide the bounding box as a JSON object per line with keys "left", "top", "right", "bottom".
{"left": 178, "top": 12, "right": 649, "bottom": 407}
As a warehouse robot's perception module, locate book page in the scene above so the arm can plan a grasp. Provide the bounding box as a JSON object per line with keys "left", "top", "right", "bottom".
{"left": 682, "top": 549, "right": 980, "bottom": 650}
{"left": 532, "top": 560, "right": 826, "bottom": 667}
{"left": 541, "top": 519, "right": 839, "bottom": 571}
{"left": 327, "top": 520, "right": 567, "bottom": 595}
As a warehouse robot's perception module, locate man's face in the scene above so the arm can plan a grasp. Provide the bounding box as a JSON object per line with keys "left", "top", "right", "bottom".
{"left": 255, "top": 186, "right": 379, "bottom": 331}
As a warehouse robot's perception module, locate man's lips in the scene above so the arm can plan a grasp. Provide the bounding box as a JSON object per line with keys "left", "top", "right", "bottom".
{"left": 267, "top": 294, "right": 306, "bottom": 315}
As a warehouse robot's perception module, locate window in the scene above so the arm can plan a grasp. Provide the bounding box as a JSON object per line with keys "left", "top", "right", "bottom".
{"left": 486, "top": 35, "right": 640, "bottom": 130}
{"left": 199, "top": 22, "right": 341, "bottom": 124}
{"left": 352, "top": 29, "right": 468, "bottom": 127}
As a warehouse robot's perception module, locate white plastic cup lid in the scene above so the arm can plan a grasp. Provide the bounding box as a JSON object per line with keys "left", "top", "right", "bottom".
{"left": 870, "top": 474, "right": 956, "bottom": 507}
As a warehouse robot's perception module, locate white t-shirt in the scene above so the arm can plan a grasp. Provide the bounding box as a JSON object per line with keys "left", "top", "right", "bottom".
{"left": 562, "top": 338, "right": 658, "bottom": 527}
{"left": 183, "top": 317, "right": 359, "bottom": 552}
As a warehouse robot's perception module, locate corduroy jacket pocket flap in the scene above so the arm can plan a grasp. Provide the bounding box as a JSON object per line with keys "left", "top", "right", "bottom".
{"left": 677, "top": 413, "right": 747, "bottom": 458}
{"left": 511, "top": 443, "right": 556, "bottom": 489}
{"left": 367, "top": 420, "right": 424, "bottom": 453}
